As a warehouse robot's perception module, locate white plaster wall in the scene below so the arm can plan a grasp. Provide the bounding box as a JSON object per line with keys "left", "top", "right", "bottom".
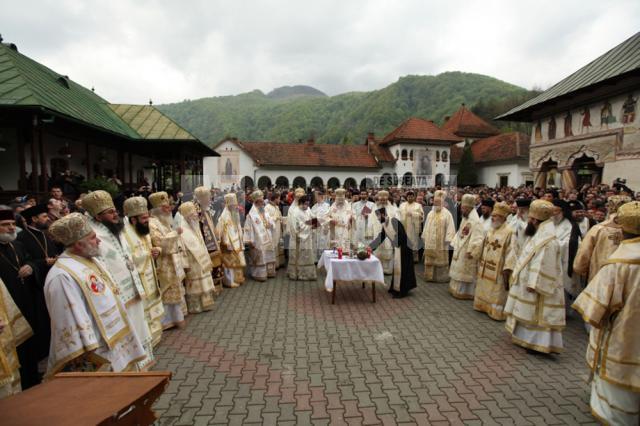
{"left": 603, "top": 159, "right": 640, "bottom": 190}
{"left": 477, "top": 162, "right": 531, "bottom": 187}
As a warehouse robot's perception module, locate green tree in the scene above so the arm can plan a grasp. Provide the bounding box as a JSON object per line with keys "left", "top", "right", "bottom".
{"left": 457, "top": 141, "right": 477, "bottom": 186}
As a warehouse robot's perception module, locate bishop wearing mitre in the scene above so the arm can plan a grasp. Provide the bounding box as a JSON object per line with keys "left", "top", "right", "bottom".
{"left": 122, "top": 196, "right": 164, "bottom": 347}
{"left": 243, "top": 190, "right": 277, "bottom": 282}
{"left": 448, "top": 194, "right": 484, "bottom": 299}
{"left": 193, "top": 186, "right": 225, "bottom": 293}
{"left": 82, "top": 191, "right": 154, "bottom": 370}
{"left": 148, "top": 191, "right": 187, "bottom": 330}
{"left": 422, "top": 190, "right": 455, "bottom": 283}
{"left": 178, "top": 202, "right": 217, "bottom": 313}
{"left": 328, "top": 188, "right": 353, "bottom": 251}
{"left": 265, "top": 192, "right": 285, "bottom": 269}
{"left": 45, "top": 213, "right": 146, "bottom": 377}
{"left": 371, "top": 190, "right": 398, "bottom": 275}
{"left": 216, "top": 193, "right": 247, "bottom": 288}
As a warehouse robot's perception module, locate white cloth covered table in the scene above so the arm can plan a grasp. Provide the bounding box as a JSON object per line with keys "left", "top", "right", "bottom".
{"left": 318, "top": 250, "right": 385, "bottom": 303}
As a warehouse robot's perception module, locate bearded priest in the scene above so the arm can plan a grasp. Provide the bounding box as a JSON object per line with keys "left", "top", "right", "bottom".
{"left": 504, "top": 200, "right": 565, "bottom": 354}
{"left": 216, "top": 193, "right": 247, "bottom": 288}
{"left": 178, "top": 202, "right": 217, "bottom": 313}
{"left": 193, "top": 186, "right": 225, "bottom": 293}
{"left": 243, "top": 191, "right": 277, "bottom": 282}
{"left": 398, "top": 190, "right": 425, "bottom": 263}
{"left": 369, "top": 207, "right": 416, "bottom": 298}
{"left": 82, "top": 191, "right": 154, "bottom": 370}
{"left": 148, "top": 191, "right": 187, "bottom": 330}
{"left": 45, "top": 213, "right": 146, "bottom": 376}
{"left": 422, "top": 190, "right": 455, "bottom": 283}
{"left": 448, "top": 194, "right": 484, "bottom": 299}
{"left": 122, "top": 196, "right": 164, "bottom": 347}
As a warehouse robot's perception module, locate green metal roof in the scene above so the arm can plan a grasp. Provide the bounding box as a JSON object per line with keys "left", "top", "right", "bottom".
{"left": 497, "top": 31, "right": 640, "bottom": 121}
{"left": 0, "top": 42, "right": 139, "bottom": 138}
{"left": 109, "top": 104, "right": 197, "bottom": 140}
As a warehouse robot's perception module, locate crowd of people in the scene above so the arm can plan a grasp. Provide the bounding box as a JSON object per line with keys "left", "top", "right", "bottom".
{"left": 0, "top": 181, "right": 638, "bottom": 425}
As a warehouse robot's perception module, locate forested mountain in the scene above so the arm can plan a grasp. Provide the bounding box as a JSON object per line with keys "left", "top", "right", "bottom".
{"left": 158, "top": 72, "right": 539, "bottom": 146}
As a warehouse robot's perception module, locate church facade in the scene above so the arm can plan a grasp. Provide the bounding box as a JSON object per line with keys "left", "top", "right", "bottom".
{"left": 498, "top": 31, "right": 640, "bottom": 190}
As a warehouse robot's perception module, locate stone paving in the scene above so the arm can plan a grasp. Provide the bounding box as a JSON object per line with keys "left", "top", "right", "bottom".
{"left": 153, "top": 266, "right": 596, "bottom": 425}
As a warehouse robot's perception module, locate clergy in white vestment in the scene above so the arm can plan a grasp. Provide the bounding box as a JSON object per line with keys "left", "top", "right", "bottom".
{"left": 510, "top": 198, "right": 531, "bottom": 258}
{"left": 193, "top": 186, "right": 225, "bottom": 293}
{"left": 473, "top": 202, "right": 515, "bottom": 320}
{"left": 328, "top": 188, "right": 353, "bottom": 252}
{"left": 551, "top": 199, "right": 582, "bottom": 298}
{"left": 0, "top": 277, "right": 32, "bottom": 398}
{"left": 45, "top": 213, "right": 146, "bottom": 377}
{"left": 398, "top": 190, "right": 425, "bottom": 263}
{"left": 371, "top": 190, "right": 398, "bottom": 275}
{"left": 148, "top": 192, "right": 188, "bottom": 330}
{"left": 572, "top": 201, "right": 640, "bottom": 426}
{"left": 573, "top": 195, "right": 630, "bottom": 283}
{"left": 243, "top": 191, "right": 277, "bottom": 282}
{"left": 504, "top": 200, "right": 565, "bottom": 354}
{"left": 478, "top": 198, "right": 494, "bottom": 233}
{"left": 422, "top": 190, "right": 455, "bottom": 283}
{"left": 351, "top": 189, "right": 376, "bottom": 247}
{"left": 285, "top": 187, "right": 306, "bottom": 247}
{"left": 216, "top": 193, "right": 247, "bottom": 288}
{"left": 448, "top": 194, "right": 484, "bottom": 299}
{"left": 81, "top": 191, "right": 154, "bottom": 370}
{"left": 179, "top": 202, "right": 217, "bottom": 313}
{"left": 311, "top": 191, "right": 331, "bottom": 258}
{"left": 122, "top": 197, "right": 164, "bottom": 348}
{"left": 288, "top": 195, "right": 317, "bottom": 281}
{"left": 265, "top": 192, "right": 285, "bottom": 269}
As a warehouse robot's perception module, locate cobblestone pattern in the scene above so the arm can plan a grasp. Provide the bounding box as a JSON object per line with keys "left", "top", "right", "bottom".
{"left": 153, "top": 267, "right": 596, "bottom": 425}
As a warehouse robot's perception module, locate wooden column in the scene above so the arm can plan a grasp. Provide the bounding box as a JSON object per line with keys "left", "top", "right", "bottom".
{"left": 17, "top": 127, "right": 27, "bottom": 191}
{"left": 85, "top": 141, "right": 91, "bottom": 180}
{"left": 128, "top": 151, "right": 133, "bottom": 189}
{"left": 38, "top": 126, "right": 47, "bottom": 192}
{"left": 30, "top": 117, "right": 38, "bottom": 192}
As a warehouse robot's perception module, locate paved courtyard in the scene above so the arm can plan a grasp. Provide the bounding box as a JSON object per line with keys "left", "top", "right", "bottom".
{"left": 153, "top": 267, "right": 596, "bottom": 425}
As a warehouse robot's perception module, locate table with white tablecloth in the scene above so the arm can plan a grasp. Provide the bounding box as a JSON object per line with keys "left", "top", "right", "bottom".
{"left": 317, "top": 250, "right": 385, "bottom": 304}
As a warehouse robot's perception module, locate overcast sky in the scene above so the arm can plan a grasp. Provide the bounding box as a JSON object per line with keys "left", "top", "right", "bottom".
{"left": 2, "top": 0, "right": 639, "bottom": 104}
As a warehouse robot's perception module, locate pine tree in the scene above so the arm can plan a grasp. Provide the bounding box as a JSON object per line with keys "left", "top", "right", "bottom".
{"left": 457, "top": 141, "right": 478, "bottom": 186}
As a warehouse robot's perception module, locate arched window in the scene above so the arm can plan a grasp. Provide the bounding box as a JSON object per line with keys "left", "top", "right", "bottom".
{"left": 310, "top": 176, "right": 324, "bottom": 189}
{"left": 402, "top": 172, "right": 413, "bottom": 187}
{"left": 401, "top": 149, "right": 408, "bottom": 161}
{"left": 257, "top": 176, "right": 271, "bottom": 189}
{"left": 344, "top": 178, "right": 357, "bottom": 190}
{"left": 327, "top": 177, "right": 340, "bottom": 189}
{"left": 292, "top": 176, "right": 306, "bottom": 189}
{"left": 436, "top": 151, "right": 440, "bottom": 162}
{"left": 275, "top": 176, "right": 289, "bottom": 189}
{"left": 409, "top": 150, "right": 414, "bottom": 161}
{"left": 441, "top": 151, "right": 448, "bottom": 162}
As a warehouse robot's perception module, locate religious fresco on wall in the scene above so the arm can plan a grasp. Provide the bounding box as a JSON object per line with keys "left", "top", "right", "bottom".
{"left": 581, "top": 106, "right": 592, "bottom": 134}
{"left": 548, "top": 116, "right": 557, "bottom": 139}
{"left": 218, "top": 151, "right": 240, "bottom": 184}
{"left": 620, "top": 93, "right": 640, "bottom": 153}
{"left": 621, "top": 93, "right": 637, "bottom": 124}
{"left": 534, "top": 121, "right": 542, "bottom": 142}
{"left": 414, "top": 149, "right": 435, "bottom": 177}
{"left": 563, "top": 111, "right": 573, "bottom": 137}
{"left": 600, "top": 100, "right": 616, "bottom": 129}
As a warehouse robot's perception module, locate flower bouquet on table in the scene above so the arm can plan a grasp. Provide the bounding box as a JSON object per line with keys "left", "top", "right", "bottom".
{"left": 356, "top": 242, "right": 369, "bottom": 260}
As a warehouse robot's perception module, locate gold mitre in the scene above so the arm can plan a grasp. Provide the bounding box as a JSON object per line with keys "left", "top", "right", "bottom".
{"left": 178, "top": 201, "right": 197, "bottom": 217}
{"left": 461, "top": 194, "right": 475, "bottom": 208}
{"left": 123, "top": 196, "right": 148, "bottom": 218}
{"left": 607, "top": 195, "right": 632, "bottom": 214}
{"left": 49, "top": 212, "right": 93, "bottom": 246}
{"left": 492, "top": 202, "right": 511, "bottom": 218}
{"left": 617, "top": 201, "right": 640, "bottom": 235}
{"left": 82, "top": 190, "right": 115, "bottom": 217}
{"left": 251, "top": 190, "right": 264, "bottom": 202}
{"left": 224, "top": 193, "right": 238, "bottom": 206}
{"left": 149, "top": 192, "right": 170, "bottom": 208}
{"left": 194, "top": 186, "right": 210, "bottom": 199}
{"left": 376, "top": 190, "right": 389, "bottom": 200}
{"left": 335, "top": 188, "right": 346, "bottom": 198}
{"left": 434, "top": 190, "right": 446, "bottom": 200}
{"left": 294, "top": 187, "right": 305, "bottom": 198}
{"left": 529, "top": 199, "right": 554, "bottom": 221}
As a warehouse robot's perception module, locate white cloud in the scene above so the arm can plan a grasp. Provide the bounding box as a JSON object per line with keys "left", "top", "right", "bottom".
{"left": 1, "top": 0, "right": 638, "bottom": 103}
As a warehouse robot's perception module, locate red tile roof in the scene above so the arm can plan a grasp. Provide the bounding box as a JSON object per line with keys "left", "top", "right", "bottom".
{"left": 381, "top": 117, "right": 462, "bottom": 145}
{"left": 365, "top": 133, "right": 396, "bottom": 162}
{"left": 451, "top": 132, "right": 530, "bottom": 164}
{"left": 442, "top": 104, "right": 501, "bottom": 138}
{"left": 235, "top": 140, "right": 382, "bottom": 168}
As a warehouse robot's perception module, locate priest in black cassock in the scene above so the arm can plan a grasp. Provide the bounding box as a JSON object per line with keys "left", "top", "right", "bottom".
{"left": 369, "top": 207, "right": 417, "bottom": 298}
{"left": 0, "top": 209, "right": 47, "bottom": 389}
{"left": 16, "top": 204, "right": 57, "bottom": 360}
